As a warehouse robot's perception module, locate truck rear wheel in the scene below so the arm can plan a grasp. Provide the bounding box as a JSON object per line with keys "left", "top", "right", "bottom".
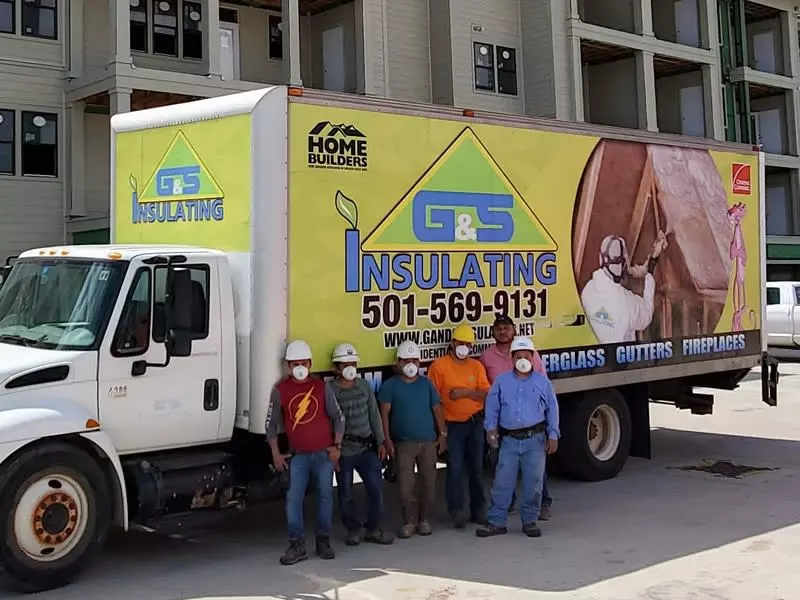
{"left": 558, "top": 390, "right": 632, "bottom": 481}
{"left": 0, "top": 442, "right": 111, "bottom": 593}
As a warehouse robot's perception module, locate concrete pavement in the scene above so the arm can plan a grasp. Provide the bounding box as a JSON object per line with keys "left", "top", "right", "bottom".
{"left": 22, "top": 363, "right": 800, "bottom": 600}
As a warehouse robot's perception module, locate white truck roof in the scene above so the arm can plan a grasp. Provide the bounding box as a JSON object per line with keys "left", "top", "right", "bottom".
{"left": 19, "top": 245, "right": 226, "bottom": 261}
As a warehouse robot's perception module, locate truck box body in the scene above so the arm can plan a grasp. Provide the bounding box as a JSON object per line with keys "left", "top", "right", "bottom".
{"left": 111, "top": 86, "right": 767, "bottom": 434}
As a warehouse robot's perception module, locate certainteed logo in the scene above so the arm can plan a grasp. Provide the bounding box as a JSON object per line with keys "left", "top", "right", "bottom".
{"left": 307, "top": 121, "right": 368, "bottom": 171}
{"left": 732, "top": 162, "right": 751, "bottom": 195}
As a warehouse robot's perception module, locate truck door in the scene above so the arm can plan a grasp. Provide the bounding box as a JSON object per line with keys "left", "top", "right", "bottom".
{"left": 97, "top": 256, "right": 224, "bottom": 454}
{"left": 765, "top": 285, "right": 786, "bottom": 346}
{"left": 792, "top": 285, "right": 800, "bottom": 347}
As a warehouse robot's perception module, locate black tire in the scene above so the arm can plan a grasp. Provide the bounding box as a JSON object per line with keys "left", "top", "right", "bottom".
{"left": 0, "top": 442, "right": 111, "bottom": 594}
{"left": 557, "top": 390, "right": 632, "bottom": 482}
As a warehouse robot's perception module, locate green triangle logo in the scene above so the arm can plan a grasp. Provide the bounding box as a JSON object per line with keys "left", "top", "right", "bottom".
{"left": 140, "top": 130, "right": 224, "bottom": 203}
{"left": 362, "top": 127, "right": 557, "bottom": 252}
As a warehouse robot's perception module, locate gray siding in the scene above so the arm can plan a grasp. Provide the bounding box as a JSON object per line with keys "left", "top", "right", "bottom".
{"left": 358, "top": 0, "right": 386, "bottom": 95}
{"left": 449, "top": 0, "right": 524, "bottom": 114}
{"left": 0, "top": 178, "right": 65, "bottom": 257}
{"left": 82, "top": 0, "right": 110, "bottom": 81}
{"left": 83, "top": 112, "right": 110, "bottom": 219}
{"left": 520, "top": 0, "right": 555, "bottom": 117}
{"left": 386, "top": 0, "right": 431, "bottom": 102}
{"left": 0, "top": 6, "right": 66, "bottom": 68}
{"left": 236, "top": 7, "right": 284, "bottom": 84}
{"left": 429, "top": 0, "right": 453, "bottom": 105}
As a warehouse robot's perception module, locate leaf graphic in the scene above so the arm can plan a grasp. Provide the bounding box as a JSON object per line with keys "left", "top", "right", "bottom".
{"left": 129, "top": 174, "right": 138, "bottom": 193}
{"left": 335, "top": 190, "right": 358, "bottom": 229}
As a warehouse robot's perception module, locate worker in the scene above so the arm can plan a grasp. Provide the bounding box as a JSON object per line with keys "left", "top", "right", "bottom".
{"left": 479, "top": 314, "right": 552, "bottom": 521}
{"left": 580, "top": 232, "right": 667, "bottom": 344}
{"left": 266, "top": 339, "right": 345, "bottom": 565}
{"left": 428, "top": 324, "right": 491, "bottom": 529}
{"left": 477, "top": 336, "right": 560, "bottom": 539}
{"left": 327, "top": 342, "right": 394, "bottom": 546}
{"left": 379, "top": 340, "right": 447, "bottom": 538}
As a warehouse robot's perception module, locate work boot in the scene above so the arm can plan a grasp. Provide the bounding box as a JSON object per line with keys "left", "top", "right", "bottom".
{"left": 452, "top": 511, "right": 468, "bottom": 529}
{"left": 364, "top": 529, "right": 394, "bottom": 544}
{"left": 539, "top": 505, "right": 552, "bottom": 521}
{"left": 398, "top": 523, "right": 417, "bottom": 539}
{"left": 522, "top": 522, "right": 542, "bottom": 538}
{"left": 475, "top": 524, "right": 508, "bottom": 538}
{"left": 417, "top": 520, "right": 433, "bottom": 536}
{"left": 280, "top": 539, "right": 308, "bottom": 565}
{"left": 470, "top": 511, "right": 487, "bottom": 526}
{"left": 315, "top": 535, "right": 336, "bottom": 560}
{"left": 344, "top": 530, "right": 361, "bottom": 546}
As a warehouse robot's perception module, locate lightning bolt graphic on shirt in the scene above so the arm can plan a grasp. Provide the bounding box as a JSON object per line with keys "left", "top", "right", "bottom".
{"left": 292, "top": 388, "right": 314, "bottom": 431}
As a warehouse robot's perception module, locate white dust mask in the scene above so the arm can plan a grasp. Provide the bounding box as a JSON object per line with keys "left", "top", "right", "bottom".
{"left": 292, "top": 365, "right": 309, "bottom": 381}
{"left": 342, "top": 366, "right": 358, "bottom": 381}
{"left": 455, "top": 345, "right": 470, "bottom": 359}
{"left": 515, "top": 358, "right": 532, "bottom": 374}
{"left": 402, "top": 363, "right": 419, "bottom": 378}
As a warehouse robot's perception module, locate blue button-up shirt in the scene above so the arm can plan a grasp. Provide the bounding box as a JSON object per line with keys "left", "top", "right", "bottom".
{"left": 484, "top": 370, "right": 560, "bottom": 440}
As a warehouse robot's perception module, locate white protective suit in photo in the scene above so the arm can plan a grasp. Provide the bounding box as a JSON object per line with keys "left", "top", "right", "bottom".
{"left": 580, "top": 234, "right": 657, "bottom": 344}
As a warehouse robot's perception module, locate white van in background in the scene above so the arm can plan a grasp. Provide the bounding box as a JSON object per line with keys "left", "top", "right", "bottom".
{"left": 766, "top": 281, "right": 800, "bottom": 357}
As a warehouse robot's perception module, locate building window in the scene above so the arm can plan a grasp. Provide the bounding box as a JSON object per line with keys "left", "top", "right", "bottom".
{"left": 153, "top": 265, "right": 210, "bottom": 342}
{"left": 130, "top": 0, "right": 148, "bottom": 52}
{"left": 219, "top": 7, "right": 237, "bottom": 23}
{"left": 0, "top": 110, "right": 13, "bottom": 175}
{"left": 21, "top": 111, "right": 57, "bottom": 177}
{"left": 153, "top": 0, "right": 178, "bottom": 56}
{"left": 496, "top": 46, "right": 517, "bottom": 96}
{"left": 268, "top": 14, "right": 282, "bottom": 60}
{"left": 182, "top": 0, "right": 202, "bottom": 59}
{"left": 22, "top": 0, "right": 56, "bottom": 39}
{"left": 0, "top": 0, "right": 14, "bottom": 34}
{"left": 473, "top": 42, "right": 495, "bottom": 91}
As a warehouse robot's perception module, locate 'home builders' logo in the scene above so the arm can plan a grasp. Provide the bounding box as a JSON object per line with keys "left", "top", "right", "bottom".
{"left": 335, "top": 127, "right": 559, "bottom": 294}
{"left": 307, "top": 121, "right": 368, "bottom": 171}
{"left": 130, "top": 130, "right": 224, "bottom": 224}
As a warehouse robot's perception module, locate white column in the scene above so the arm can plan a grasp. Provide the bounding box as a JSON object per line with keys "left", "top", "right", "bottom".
{"left": 634, "top": 0, "right": 653, "bottom": 36}
{"left": 68, "top": 0, "right": 84, "bottom": 78}
{"left": 702, "top": 64, "right": 725, "bottom": 140}
{"left": 69, "top": 102, "right": 86, "bottom": 216}
{"left": 110, "top": 0, "right": 132, "bottom": 66}
{"left": 635, "top": 50, "right": 658, "bottom": 131}
{"left": 204, "top": 0, "right": 221, "bottom": 77}
{"left": 110, "top": 88, "right": 132, "bottom": 114}
{"left": 281, "top": 0, "right": 303, "bottom": 86}
{"left": 569, "top": 35, "right": 585, "bottom": 122}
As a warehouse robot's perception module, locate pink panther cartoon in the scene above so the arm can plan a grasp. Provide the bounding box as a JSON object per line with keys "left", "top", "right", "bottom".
{"left": 728, "top": 202, "right": 752, "bottom": 331}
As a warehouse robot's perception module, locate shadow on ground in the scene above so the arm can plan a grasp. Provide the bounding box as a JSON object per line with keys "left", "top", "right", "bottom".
{"left": 34, "top": 425, "right": 800, "bottom": 600}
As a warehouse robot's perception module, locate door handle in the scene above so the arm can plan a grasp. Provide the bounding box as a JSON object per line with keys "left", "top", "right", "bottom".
{"left": 204, "top": 379, "right": 219, "bottom": 411}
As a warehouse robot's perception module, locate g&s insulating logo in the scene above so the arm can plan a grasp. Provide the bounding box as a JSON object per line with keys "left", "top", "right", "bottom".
{"left": 129, "top": 130, "right": 224, "bottom": 224}
{"left": 732, "top": 163, "right": 751, "bottom": 195}
{"left": 307, "top": 121, "right": 368, "bottom": 171}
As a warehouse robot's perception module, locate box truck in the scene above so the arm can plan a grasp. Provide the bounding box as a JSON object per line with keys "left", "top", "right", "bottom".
{"left": 0, "top": 86, "right": 778, "bottom": 592}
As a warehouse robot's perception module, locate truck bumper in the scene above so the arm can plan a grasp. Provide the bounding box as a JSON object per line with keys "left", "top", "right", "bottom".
{"left": 761, "top": 351, "right": 779, "bottom": 407}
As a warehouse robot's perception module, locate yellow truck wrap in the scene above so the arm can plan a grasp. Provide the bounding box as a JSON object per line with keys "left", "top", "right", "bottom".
{"left": 288, "top": 102, "right": 763, "bottom": 380}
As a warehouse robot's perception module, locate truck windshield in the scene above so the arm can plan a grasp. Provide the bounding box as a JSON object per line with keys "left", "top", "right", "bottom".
{"left": 0, "top": 258, "right": 127, "bottom": 350}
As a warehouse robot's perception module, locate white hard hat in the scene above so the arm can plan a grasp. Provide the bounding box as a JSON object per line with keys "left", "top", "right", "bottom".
{"left": 397, "top": 340, "right": 421, "bottom": 360}
{"left": 285, "top": 339, "right": 312, "bottom": 361}
{"left": 332, "top": 342, "right": 360, "bottom": 363}
{"left": 510, "top": 336, "right": 535, "bottom": 353}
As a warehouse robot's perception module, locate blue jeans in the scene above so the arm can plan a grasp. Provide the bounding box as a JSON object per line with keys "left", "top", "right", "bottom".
{"left": 286, "top": 450, "right": 334, "bottom": 541}
{"left": 511, "top": 471, "right": 552, "bottom": 508}
{"left": 487, "top": 433, "right": 547, "bottom": 527}
{"left": 446, "top": 417, "right": 486, "bottom": 517}
{"left": 335, "top": 449, "right": 385, "bottom": 533}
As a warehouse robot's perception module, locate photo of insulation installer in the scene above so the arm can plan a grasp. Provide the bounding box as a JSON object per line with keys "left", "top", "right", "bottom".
{"left": 571, "top": 138, "right": 735, "bottom": 344}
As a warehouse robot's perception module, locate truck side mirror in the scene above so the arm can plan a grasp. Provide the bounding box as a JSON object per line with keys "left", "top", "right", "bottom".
{"left": 165, "top": 268, "right": 193, "bottom": 358}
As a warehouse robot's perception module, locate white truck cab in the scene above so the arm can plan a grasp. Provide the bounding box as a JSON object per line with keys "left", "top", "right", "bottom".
{"left": 0, "top": 245, "right": 251, "bottom": 593}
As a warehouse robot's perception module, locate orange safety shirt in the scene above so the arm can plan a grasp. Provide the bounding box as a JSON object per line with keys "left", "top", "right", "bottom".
{"left": 428, "top": 354, "right": 491, "bottom": 423}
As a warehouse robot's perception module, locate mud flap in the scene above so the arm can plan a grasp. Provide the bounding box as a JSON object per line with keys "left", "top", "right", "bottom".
{"left": 761, "top": 352, "right": 779, "bottom": 407}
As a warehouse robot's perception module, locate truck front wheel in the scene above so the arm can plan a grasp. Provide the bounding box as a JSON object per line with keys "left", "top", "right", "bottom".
{"left": 0, "top": 442, "right": 111, "bottom": 593}
{"left": 558, "top": 390, "right": 632, "bottom": 481}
